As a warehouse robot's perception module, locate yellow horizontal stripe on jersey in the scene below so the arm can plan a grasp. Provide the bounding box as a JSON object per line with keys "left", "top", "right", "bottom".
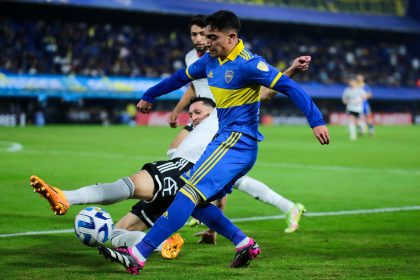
{"left": 269, "top": 72, "right": 283, "bottom": 89}
{"left": 209, "top": 85, "right": 261, "bottom": 108}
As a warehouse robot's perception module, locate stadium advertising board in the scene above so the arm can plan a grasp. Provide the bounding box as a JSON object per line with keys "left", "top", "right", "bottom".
{"left": 1, "top": 74, "right": 419, "bottom": 101}
{"left": 136, "top": 112, "right": 190, "bottom": 126}
{"left": 0, "top": 73, "right": 184, "bottom": 100}
{"left": 329, "top": 112, "right": 413, "bottom": 125}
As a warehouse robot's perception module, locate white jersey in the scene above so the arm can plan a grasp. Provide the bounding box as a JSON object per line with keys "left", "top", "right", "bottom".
{"left": 170, "top": 50, "right": 220, "bottom": 163}
{"left": 185, "top": 49, "right": 214, "bottom": 100}
{"left": 342, "top": 87, "right": 367, "bottom": 114}
{"left": 171, "top": 110, "right": 218, "bottom": 163}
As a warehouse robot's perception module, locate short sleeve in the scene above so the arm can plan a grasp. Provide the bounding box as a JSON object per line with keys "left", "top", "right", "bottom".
{"left": 186, "top": 53, "right": 210, "bottom": 80}
{"left": 243, "top": 56, "right": 283, "bottom": 88}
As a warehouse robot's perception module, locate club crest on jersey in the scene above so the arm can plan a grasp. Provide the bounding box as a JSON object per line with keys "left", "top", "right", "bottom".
{"left": 225, "top": 70, "right": 234, "bottom": 83}
{"left": 208, "top": 71, "right": 213, "bottom": 78}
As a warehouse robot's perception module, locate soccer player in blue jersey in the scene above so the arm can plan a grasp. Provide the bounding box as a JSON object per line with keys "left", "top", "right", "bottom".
{"left": 98, "top": 10, "right": 330, "bottom": 275}
{"left": 356, "top": 74, "right": 375, "bottom": 136}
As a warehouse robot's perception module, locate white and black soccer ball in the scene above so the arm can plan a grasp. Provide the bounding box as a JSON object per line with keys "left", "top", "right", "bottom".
{"left": 74, "top": 207, "right": 114, "bottom": 246}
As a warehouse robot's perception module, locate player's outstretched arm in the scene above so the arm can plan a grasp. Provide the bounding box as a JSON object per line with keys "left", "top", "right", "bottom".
{"left": 260, "top": 56, "right": 311, "bottom": 101}
{"left": 271, "top": 75, "right": 329, "bottom": 145}
{"left": 137, "top": 68, "right": 192, "bottom": 113}
{"left": 168, "top": 84, "right": 196, "bottom": 128}
{"left": 284, "top": 56, "right": 311, "bottom": 78}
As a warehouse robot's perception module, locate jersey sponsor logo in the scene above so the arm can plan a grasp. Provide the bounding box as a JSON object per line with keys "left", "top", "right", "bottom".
{"left": 225, "top": 70, "right": 234, "bottom": 83}
{"left": 257, "top": 61, "right": 269, "bottom": 72}
{"left": 208, "top": 71, "right": 213, "bottom": 78}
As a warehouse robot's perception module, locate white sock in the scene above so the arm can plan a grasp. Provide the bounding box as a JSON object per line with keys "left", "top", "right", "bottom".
{"left": 110, "top": 228, "right": 146, "bottom": 248}
{"left": 234, "top": 176, "right": 295, "bottom": 213}
{"left": 349, "top": 123, "right": 357, "bottom": 140}
{"left": 359, "top": 120, "right": 367, "bottom": 134}
{"left": 132, "top": 245, "right": 147, "bottom": 263}
{"left": 166, "top": 148, "right": 177, "bottom": 159}
{"left": 63, "top": 177, "right": 135, "bottom": 205}
{"left": 110, "top": 228, "right": 164, "bottom": 252}
{"left": 235, "top": 237, "right": 250, "bottom": 249}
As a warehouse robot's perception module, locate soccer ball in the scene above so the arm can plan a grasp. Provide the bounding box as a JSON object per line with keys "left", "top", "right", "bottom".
{"left": 74, "top": 207, "right": 114, "bottom": 246}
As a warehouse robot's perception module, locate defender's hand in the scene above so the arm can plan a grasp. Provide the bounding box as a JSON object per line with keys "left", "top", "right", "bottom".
{"left": 194, "top": 230, "right": 217, "bottom": 244}
{"left": 168, "top": 111, "right": 179, "bottom": 128}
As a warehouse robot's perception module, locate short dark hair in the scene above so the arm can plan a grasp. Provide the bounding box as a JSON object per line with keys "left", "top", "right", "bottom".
{"left": 205, "top": 10, "right": 241, "bottom": 33}
{"left": 189, "top": 15, "right": 207, "bottom": 29}
{"left": 189, "top": 97, "right": 216, "bottom": 109}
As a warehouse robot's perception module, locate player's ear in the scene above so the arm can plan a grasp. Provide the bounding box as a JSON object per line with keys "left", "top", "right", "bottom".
{"left": 227, "top": 32, "right": 237, "bottom": 43}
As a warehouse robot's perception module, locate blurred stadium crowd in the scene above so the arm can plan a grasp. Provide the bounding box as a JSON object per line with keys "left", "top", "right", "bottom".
{"left": 1, "top": 18, "right": 419, "bottom": 87}
{"left": 208, "top": 0, "right": 405, "bottom": 16}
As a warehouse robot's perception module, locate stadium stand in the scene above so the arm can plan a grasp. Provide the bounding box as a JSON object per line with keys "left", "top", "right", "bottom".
{"left": 0, "top": 0, "right": 419, "bottom": 125}
{"left": 0, "top": 17, "right": 418, "bottom": 87}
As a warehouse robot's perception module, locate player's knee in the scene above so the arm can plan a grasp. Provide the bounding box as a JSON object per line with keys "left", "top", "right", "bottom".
{"left": 129, "top": 170, "right": 155, "bottom": 200}
{"left": 233, "top": 175, "right": 248, "bottom": 189}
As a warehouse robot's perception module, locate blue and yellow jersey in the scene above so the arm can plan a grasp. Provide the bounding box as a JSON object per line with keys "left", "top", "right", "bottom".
{"left": 185, "top": 40, "right": 283, "bottom": 141}
{"left": 363, "top": 84, "right": 372, "bottom": 105}
{"left": 142, "top": 39, "right": 325, "bottom": 133}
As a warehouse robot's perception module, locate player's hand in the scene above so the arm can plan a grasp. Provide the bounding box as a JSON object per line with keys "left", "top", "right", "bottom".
{"left": 312, "top": 125, "right": 330, "bottom": 145}
{"left": 194, "top": 230, "right": 217, "bottom": 244}
{"left": 293, "top": 56, "right": 311, "bottom": 72}
{"left": 168, "top": 111, "right": 179, "bottom": 128}
{"left": 137, "top": 100, "right": 153, "bottom": 114}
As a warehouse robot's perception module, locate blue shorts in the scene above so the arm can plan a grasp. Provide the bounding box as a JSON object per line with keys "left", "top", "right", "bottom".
{"left": 363, "top": 102, "right": 371, "bottom": 115}
{"left": 180, "top": 131, "right": 258, "bottom": 202}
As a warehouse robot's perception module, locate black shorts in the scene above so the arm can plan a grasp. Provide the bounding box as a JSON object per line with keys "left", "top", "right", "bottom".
{"left": 347, "top": 111, "right": 361, "bottom": 118}
{"left": 130, "top": 157, "right": 193, "bottom": 227}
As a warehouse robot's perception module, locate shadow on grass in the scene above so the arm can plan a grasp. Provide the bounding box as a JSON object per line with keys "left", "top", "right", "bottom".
{"left": 0, "top": 235, "right": 116, "bottom": 271}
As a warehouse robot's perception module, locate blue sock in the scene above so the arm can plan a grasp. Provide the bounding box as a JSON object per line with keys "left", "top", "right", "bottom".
{"left": 135, "top": 192, "right": 196, "bottom": 259}
{"left": 192, "top": 203, "right": 247, "bottom": 246}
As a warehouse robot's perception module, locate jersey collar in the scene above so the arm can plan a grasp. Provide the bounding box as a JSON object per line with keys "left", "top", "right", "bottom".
{"left": 218, "top": 39, "right": 244, "bottom": 65}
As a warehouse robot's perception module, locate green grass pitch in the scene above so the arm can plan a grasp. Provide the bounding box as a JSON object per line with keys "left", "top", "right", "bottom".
{"left": 0, "top": 125, "right": 419, "bottom": 279}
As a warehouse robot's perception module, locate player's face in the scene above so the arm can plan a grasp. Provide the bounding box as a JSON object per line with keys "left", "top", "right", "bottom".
{"left": 189, "top": 101, "right": 212, "bottom": 127}
{"left": 356, "top": 74, "right": 364, "bottom": 84}
{"left": 190, "top": 25, "right": 207, "bottom": 53}
{"left": 349, "top": 79, "right": 357, "bottom": 87}
{"left": 205, "top": 26, "right": 234, "bottom": 58}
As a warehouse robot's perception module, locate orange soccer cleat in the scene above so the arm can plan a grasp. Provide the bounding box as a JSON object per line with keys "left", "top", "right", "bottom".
{"left": 30, "top": 175, "right": 69, "bottom": 215}
{"left": 161, "top": 233, "right": 185, "bottom": 259}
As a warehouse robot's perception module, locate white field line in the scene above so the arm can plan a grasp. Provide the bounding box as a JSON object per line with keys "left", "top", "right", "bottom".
{"left": 1, "top": 206, "right": 419, "bottom": 238}
{"left": 0, "top": 141, "right": 23, "bottom": 152}
{"left": 3, "top": 148, "right": 420, "bottom": 176}
{"left": 230, "top": 205, "right": 420, "bottom": 222}
{"left": 256, "top": 162, "right": 420, "bottom": 176}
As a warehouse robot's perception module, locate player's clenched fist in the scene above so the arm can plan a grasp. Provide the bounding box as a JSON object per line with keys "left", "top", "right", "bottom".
{"left": 137, "top": 100, "right": 153, "bottom": 114}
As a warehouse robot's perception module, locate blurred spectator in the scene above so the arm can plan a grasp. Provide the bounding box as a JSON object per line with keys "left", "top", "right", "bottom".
{"left": 0, "top": 18, "right": 418, "bottom": 87}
